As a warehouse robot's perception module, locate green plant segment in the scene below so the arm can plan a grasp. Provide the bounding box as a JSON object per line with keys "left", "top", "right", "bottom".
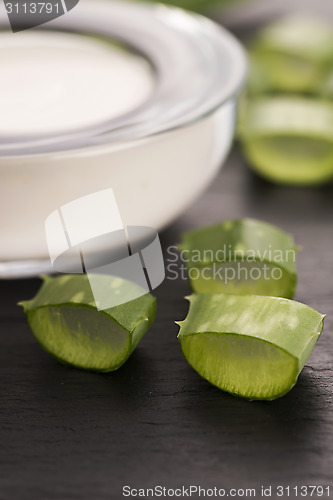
{"left": 133, "top": 0, "right": 233, "bottom": 14}
{"left": 240, "top": 16, "right": 333, "bottom": 185}
{"left": 177, "top": 294, "right": 325, "bottom": 400}
{"left": 20, "top": 275, "right": 156, "bottom": 372}
{"left": 248, "top": 16, "right": 333, "bottom": 95}
{"left": 239, "top": 97, "right": 333, "bottom": 185}
{"left": 180, "top": 219, "right": 297, "bottom": 298}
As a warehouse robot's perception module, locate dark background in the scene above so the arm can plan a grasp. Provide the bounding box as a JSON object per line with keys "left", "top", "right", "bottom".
{"left": 1, "top": 3, "right": 333, "bottom": 499}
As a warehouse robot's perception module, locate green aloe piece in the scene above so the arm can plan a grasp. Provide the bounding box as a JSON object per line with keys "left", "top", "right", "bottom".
{"left": 239, "top": 97, "right": 333, "bottom": 185}
{"left": 180, "top": 219, "right": 297, "bottom": 298}
{"left": 20, "top": 275, "right": 156, "bottom": 372}
{"left": 249, "top": 16, "right": 333, "bottom": 94}
{"left": 177, "top": 294, "right": 325, "bottom": 400}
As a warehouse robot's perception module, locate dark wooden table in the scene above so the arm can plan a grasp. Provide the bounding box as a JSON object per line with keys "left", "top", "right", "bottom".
{"left": 1, "top": 146, "right": 332, "bottom": 500}
{"left": 1, "top": 3, "right": 333, "bottom": 498}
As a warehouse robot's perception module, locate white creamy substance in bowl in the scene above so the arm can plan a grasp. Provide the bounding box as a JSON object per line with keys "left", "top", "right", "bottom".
{"left": 0, "top": 0, "right": 247, "bottom": 275}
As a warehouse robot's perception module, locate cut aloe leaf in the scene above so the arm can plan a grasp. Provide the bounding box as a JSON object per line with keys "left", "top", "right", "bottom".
{"left": 253, "top": 16, "right": 333, "bottom": 63}
{"left": 249, "top": 16, "right": 333, "bottom": 94}
{"left": 248, "top": 52, "right": 325, "bottom": 95}
{"left": 317, "top": 68, "right": 333, "bottom": 99}
{"left": 177, "top": 294, "right": 325, "bottom": 400}
{"left": 239, "top": 97, "right": 333, "bottom": 185}
{"left": 20, "top": 275, "right": 156, "bottom": 372}
{"left": 180, "top": 219, "right": 297, "bottom": 298}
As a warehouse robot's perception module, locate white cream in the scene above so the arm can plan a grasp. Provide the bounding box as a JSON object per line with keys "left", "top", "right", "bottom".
{"left": 0, "top": 31, "right": 155, "bottom": 137}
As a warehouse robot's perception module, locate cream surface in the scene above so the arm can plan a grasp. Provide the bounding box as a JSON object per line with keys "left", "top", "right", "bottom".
{"left": 0, "top": 31, "right": 155, "bottom": 137}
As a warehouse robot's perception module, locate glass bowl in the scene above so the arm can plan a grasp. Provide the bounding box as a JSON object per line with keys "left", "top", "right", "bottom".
{"left": 0, "top": 0, "right": 247, "bottom": 277}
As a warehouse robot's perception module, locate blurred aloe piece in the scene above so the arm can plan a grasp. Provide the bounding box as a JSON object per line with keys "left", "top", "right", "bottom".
{"left": 248, "top": 16, "right": 333, "bottom": 95}
{"left": 180, "top": 218, "right": 298, "bottom": 298}
{"left": 318, "top": 68, "right": 333, "bottom": 98}
{"left": 177, "top": 294, "right": 325, "bottom": 400}
{"left": 239, "top": 96, "right": 333, "bottom": 185}
{"left": 133, "top": 0, "right": 239, "bottom": 14}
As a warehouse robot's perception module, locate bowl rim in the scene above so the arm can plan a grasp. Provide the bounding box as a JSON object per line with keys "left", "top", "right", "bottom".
{"left": 0, "top": 0, "right": 247, "bottom": 157}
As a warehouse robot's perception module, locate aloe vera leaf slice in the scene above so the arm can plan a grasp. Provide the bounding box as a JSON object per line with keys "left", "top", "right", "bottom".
{"left": 180, "top": 218, "right": 297, "bottom": 298}
{"left": 248, "top": 51, "right": 326, "bottom": 95}
{"left": 252, "top": 16, "right": 333, "bottom": 65}
{"left": 239, "top": 97, "right": 333, "bottom": 185}
{"left": 133, "top": 0, "right": 239, "bottom": 14}
{"left": 20, "top": 275, "right": 156, "bottom": 372}
{"left": 177, "top": 294, "right": 325, "bottom": 400}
